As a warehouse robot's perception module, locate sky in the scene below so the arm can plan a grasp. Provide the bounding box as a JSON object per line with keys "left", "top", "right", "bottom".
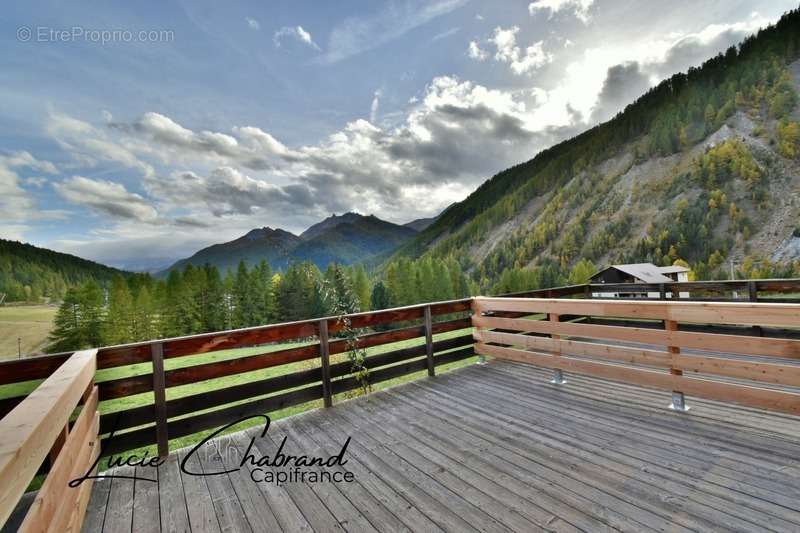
{"left": 2, "top": 0, "right": 797, "bottom": 270}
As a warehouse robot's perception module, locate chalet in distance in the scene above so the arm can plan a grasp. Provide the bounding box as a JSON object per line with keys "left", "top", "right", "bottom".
{"left": 590, "top": 262, "right": 690, "bottom": 298}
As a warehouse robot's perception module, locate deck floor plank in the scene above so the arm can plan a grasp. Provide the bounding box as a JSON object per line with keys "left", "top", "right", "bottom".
{"left": 132, "top": 464, "right": 161, "bottom": 533}
{"left": 229, "top": 431, "right": 312, "bottom": 532}
{"left": 214, "top": 434, "right": 284, "bottom": 533}
{"left": 278, "top": 419, "right": 410, "bottom": 532}
{"left": 250, "top": 431, "right": 348, "bottom": 533}
{"left": 82, "top": 360, "right": 800, "bottom": 533}
{"left": 101, "top": 465, "right": 134, "bottom": 532}
{"left": 81, "top": 474, "right": 111, "bottom": 533}
{"left": 262, "top": 425, "right": 380, "bottom": 532}
{"left": 290, "top": 415, "right": 446, "bottom": 533}
{"left": 341, "top": 398, "right": 590, "bottom": 533}
{"left": 471, "top": 364, "right": 800, "bottom": 502}
{"left": 158, "top": 454, "right": 191, "bottom": 533}
{"left": 177, "top": 448, "right": 222, "bottom": 533}
{"left": 195, "top": 438, "right": 253, "bottom": 532}
{"left": 397, "top": 369, "right": 799, "bottom": 532}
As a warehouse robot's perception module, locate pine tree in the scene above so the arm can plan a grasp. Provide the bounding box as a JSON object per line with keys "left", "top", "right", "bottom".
{"left": 104, "top": 275, "right": 134, "bottom": 345}
{"left": 370, "top": 281, "right": 390, "bottom": 310}
{"left": 47, "top": 287, "right": 83, "bottom": 352}
{"left": 79, "top": 280, "right": 105, "bottom": 348}
{"left": 351, "top": 265, "right": 371, "bottom": 311}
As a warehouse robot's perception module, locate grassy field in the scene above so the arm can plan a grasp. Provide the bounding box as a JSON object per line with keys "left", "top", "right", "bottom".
{"left": 0, "top": 305, "right": 57, "bottom": 360}
{"left": 0, "top": 324, "right": 476, "bottom": 477}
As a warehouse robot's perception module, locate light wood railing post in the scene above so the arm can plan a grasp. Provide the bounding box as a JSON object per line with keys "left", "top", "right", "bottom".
{"left": 424, "top": 305, "right": 435, "bottom": 377}
{"left": 748, "top": 281, "right": 763, "bottom": 337}
{"left": 319, "top": 320, "right": 333, "bottom": 407}
{"left": 664, "top": 319, "right": 689, "bottom": 412}
{"left": 471, "top": 299, "right": 487, "bottom": 365}
{"left": 549, "top": 313, "right": 566, "bottom": 385}
{"left": 151, "top": 342, "right": 169, "bottom": 457}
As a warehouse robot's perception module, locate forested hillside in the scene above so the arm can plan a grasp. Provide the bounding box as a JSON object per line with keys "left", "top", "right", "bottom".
{"left": 47, "top": 258, "right": 473, "bottom": 352}
{"left": 0, "top": 239, "right": 124, "bottom": 302}
{"left": 388, "top": 8, "right": 800, "bottom": 293}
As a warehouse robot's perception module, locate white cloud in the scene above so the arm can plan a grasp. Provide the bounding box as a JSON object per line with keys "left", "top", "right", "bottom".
{"left": 471, "top": 26, "right": 552, "bottom": 76}
{"left": 47, "top": 112, "right": 155, "bottom": 177}
{"left": 0, "top": 152, "right": 64, "bottom": 237}
{"left": 528, "top": 0, "right": 595, "bottom": 24}
{"left": 320, "top": 0, "right": 468, "bottom": 64}
{"left": 468, "top": 40, "right": 488, "bottom": 61}
{"left": 246, "top": 17, "right": 260, "bottom": 30}
{"left": 4, "top": 151, "right": 58, "bottom": 174}
{"left": 273, "top": 25, "right": 321, "bottom": 51}
{"left": 25, "top": 176, "right": 47, "bottom": 188}
{"left": 432, "top": 27, "right": 460, "bottom": 41}
{"left": 54, "top": 176, "right": 159, "bottom": 222}
{"left": 370, "top": 90, "right": 382, "bottom": 123}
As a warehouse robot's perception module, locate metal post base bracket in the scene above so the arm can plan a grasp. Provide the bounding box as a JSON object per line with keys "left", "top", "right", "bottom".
{"left": 668, "top": 391, "right": 690, "bottom": 412}
{"left": 550, "top": 369, "right": 567, "bottom": 385}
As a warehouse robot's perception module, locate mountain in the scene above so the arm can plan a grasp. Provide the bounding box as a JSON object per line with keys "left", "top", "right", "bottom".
{"left": 292, "top": 214, "right": 417, "bottom": 267}
{"left": 403, "top": 203, "right": 454, "bottom": 232}
{"left": 403, "top": 217, "right": 437, "bottom": 232}
{"left": 164, "top": 227, "right": 302, "bottom": 275}
{"left": 387, "top": 9, "right": 800, "bottom": 287}
{"left": 0, "top": 239, "right": 126, "bottom": 302}
{"left": 162, "top": 213, "right": 417, "bottom": 275}
{"left": 300, "top": 212, "right": 366, "bottom": 240}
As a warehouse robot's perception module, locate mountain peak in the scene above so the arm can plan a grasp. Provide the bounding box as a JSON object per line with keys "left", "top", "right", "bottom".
{"left": 240, "top": 226, "right": 297, "bottom": 241}
{"left": 300, "top": 212, "right": 370, "bottom": 240}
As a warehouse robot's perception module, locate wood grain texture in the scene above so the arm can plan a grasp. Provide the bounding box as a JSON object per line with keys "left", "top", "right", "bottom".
{"left": 82, "top": 361, "right": 800, "bottom": 533}
{"left": 476, "top": 342, "right": 800, "bottom": 415}
{"left": 0, "top": 349, "right": 96, "bottom": 529}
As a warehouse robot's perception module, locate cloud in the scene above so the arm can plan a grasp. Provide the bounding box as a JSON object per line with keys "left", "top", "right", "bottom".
{"left": 54, "top": 176, "right": 159, "bottom": 222}
{"left": 431, "top": 27, "right": 460, "bottom": 41}
{"left": 586, "top": 15, "right": 775, "bottom": 123}
{"left": 468, "top": 41, "right": 488, "bottom": 61}
{"left": 130, "top": 112, "right": 296, "bottom": 170}
{"left": 47, "top": 112, "right": 155, "bottom": 177}
{"left": 0, "top": 152, "right": 64, "bottom": 236}
{"left": 590, "top": 62, "right": 652, "bottom": 123}
{"left": 4, "top": 151, "right": 58, "bottom": 174}
{"left": 528, "top": 0, "right": 595, "bottom": 24}
{"left": 320, "top": 0, "right": 468, "bottom": 64}
{"left": 98, "top": 73, "right": 558, "bottom": 230}
{"left": 469, "top": 26, "right": 553, "bottom": 75}
{"left": 273, "top": 26, "right": 321, "bottom": 51}
{"left": 370, "top": 90, "right": 382, "bottom": 123}
{"left": 246, "top": 17, "right": 260, "bottom": 30}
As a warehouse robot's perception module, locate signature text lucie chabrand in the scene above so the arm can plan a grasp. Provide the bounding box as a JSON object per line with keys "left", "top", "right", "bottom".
{"left": 69, "top": 414, "right": 354, "bottom": 487}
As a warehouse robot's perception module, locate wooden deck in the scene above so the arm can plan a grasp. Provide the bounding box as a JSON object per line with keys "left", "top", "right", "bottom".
{"left": 81, "top": 359, "right": 800, "bottom": 532}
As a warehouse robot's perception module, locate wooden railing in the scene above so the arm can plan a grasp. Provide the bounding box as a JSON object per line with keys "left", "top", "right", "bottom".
{"left": 0, "top": 298, "right": 473, "bottom": 463}
{"left": 499, "top": 278, "right": 800, "bottom": 302}
{"left": 2, "top": 282, "right": 800, "bottom": 529}
{"left": 0, "top": 349, "right": 98, "bottom": 532}
{"left": 473, "top": 297, "right": 800, "bottom": 414}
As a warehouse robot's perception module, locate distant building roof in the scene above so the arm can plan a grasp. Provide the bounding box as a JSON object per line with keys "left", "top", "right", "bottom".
{"left": 591, "top": 263, "right": 674, "bottom": 284}
{"left": 658, "top": 265, "right": 690, "bottom": 274}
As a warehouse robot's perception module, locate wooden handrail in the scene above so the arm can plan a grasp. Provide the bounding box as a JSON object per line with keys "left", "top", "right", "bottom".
{"left": 0, "top": 349, "right": 97, "bottom": 530}
{"left": 473, "top": 297, "right": 800, "bottom": 415}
